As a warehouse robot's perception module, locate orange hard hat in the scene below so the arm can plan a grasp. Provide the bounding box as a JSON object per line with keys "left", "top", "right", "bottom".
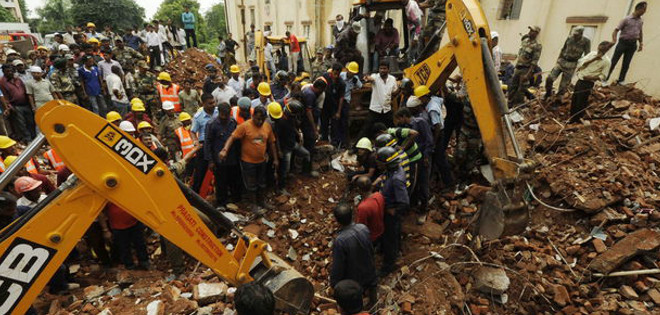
{"left": 14, "top": 176, "right": 42, "bottom": 194}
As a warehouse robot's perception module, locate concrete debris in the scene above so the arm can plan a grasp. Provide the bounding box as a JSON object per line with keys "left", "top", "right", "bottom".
{"left": 590, "top": 228, "right": 660, "bottom": 273}
{"left": 146, "top": 300, "right": 164, "bottom": 315}
{"left": 83, "top": 285, "right": 105, "bottom": 300}
{"left": 193, "top": 283, "right": 228, "bottom": 306}
{"left": 473, "top": 266, "right": 510, "bottom": 295}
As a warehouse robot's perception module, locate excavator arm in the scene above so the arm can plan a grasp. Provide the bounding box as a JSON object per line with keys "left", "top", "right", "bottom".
{"left": 404, "top": 0, "right": 534, "bottom": 238}
{"left": 0, "top": 101, "right": 312, "bottom": 314}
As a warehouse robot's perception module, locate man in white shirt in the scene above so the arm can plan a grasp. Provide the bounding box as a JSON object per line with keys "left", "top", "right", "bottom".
{"left": 491, "top": 31, "right": 502, "bottom": 73}
{"left": 363, "top": 60, "right": 398, "bottom": 127}
{"left": 227, "top": 65, "right": 245, "bottom": 98}
{"left": 106, "top": 65, "right": 130, "bottom": 115}
{"left": 264, "top": 41, "right": 276, "bottom": 76}
{"left": 146, "top": 24, "right": 162, "bottom": 69}
{"left": 569, "top": 41, "right": 614, "bottom": 123}
{"left": 211, "top": 81, "right": 237, "bottom": 105}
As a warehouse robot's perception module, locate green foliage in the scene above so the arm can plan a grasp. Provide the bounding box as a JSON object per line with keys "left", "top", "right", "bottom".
{"left": 0, "top": 7, "right": 17, "bottom": 22}
{"left": 71, "top": 0, "right": 145, "bottom": 31}
{"left": 36, "top": 0, "right": 73, "bottom": 33}
{"left": 205, "top": 3, "right": 226, "bottom": 41}
{"left": 17, "top": 0, "right": 28, "bottom": 22}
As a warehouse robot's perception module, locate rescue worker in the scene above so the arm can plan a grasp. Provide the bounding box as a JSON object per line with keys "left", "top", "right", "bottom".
{"left": 106, "top": 111, "right": 122, "bottom": 126}
{"left": 273, "top": 100, "right": 310, "bottom": 194}
{"left": 270, "top": 71, "right": 289, "bottom": 104}
{"left": 376, "top": 146, "right": 409, "bottom": 276}
{"left": 179, "top": 79, "right": 201, "bottom": 116}
{"left": 205, "top": 102, "right": 241, "bottom": 207}
{"left": 137, "top": 121, "right": 163, "bottom": 150}
{"left": 50, "top": 58, "right": 78, "bottom": 104}
{"left": 311, "top": 48, "right": 326, "bottom": 80}
{"left": 228, "top": 65, "right": 245, "bottom": 98}
{"left": 231, "top": 97, "right": 254, "bottom": 125}
{"left": 252, "top": 82, "right": 274, "bottom": 108}
{"left": 112, "top": 38, "right": 144, "bottom": 70}
{"left": 544, "top": 26, "right": 590, "bottom": 101}
{"left": 508, "top": 26, "right": 543, "bottom": 105}
{"left": 119, "top": 120, "right": 137, "bottom": 138}
{"left": 158, "top": 101, "right": 183, "bottom": 160}
{"left": 420, "top": 0, "right": 447, "bottom": 45}
{"left": 350, "top": 137, "right": 378, "bottom": 182}
{"left": 4, "top": 156, "right": 48, "bottom": 189}
{"left": 175, "top": 112, "right": 196, "bottom": 159}
{"left": 0, "top": 136, "right": 38, "bottom": 175}
{"left": 124, "top": 98, "right": 153, "bottom": 130}
{"left": 320, "top": 63, "right": 346, "bottom": 148}
{"left": 134, "top": 60, "right": 160, "bottom": 119}
{"left": 43, "top": 148, "right": 66, "bottom": 172}
{"left": 156, "top": 72, "right": 182, "bottom": 113}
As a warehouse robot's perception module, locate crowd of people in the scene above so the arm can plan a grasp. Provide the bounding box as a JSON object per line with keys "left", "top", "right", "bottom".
{"left": 0, "top": 0, "right": 648, "bottom": 314}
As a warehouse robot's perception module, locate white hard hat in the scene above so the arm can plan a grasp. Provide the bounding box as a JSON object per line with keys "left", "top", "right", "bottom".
{"left": 406, "top": 95, "right": 422, "bottom": 108}
{"left": 11, "top": 59, "right": 23, "bottom": 66}
{"left": 28, "top": 66, "right": 42, "bottom": 73}
{"left": 491, "top": 31, "right": 499, "bottom": 39}
{"left": 6, "top": 49, "right": 18, "bottom": 55}
{"left": 58, "top": 44, "right": 70, "bottom": 51}
{"left": 119, "top": 121, "right": 136, "bottom": 132}
{"left": 161, "top": 101, "right": 175, "bottom": 110}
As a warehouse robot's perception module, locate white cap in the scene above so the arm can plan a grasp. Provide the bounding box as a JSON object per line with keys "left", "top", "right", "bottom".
{"left": 11, "top": 59, "right": 24, "bottom": 66}
{"left": 28, "top": 66, "right": 42, "bottom": 73}
{"left": 6, "top": 49, "right": 18, "bottom": 55}
{"left": 491, "top": 31, "right": 499, "bottom": 39}
{"left": 406, "top": 95, "right": 422, "bottom": 108}
{"left": 119, "top": 121, "right": 136, "bottom": 132}
{"left": 58, "top": 44, "right": 70, "bottom": 51}
{"left": 161, "top": 101, "right": 175, "bottom": 110}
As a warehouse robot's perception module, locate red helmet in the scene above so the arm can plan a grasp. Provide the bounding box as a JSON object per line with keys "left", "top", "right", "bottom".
{"left": 14, "top": 176, "right": 42, "bottom": 194}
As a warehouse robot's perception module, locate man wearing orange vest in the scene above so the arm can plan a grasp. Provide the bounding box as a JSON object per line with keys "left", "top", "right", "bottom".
{"left": 4, "top": 156, "right": 56, "bottom": 193}
{"left": 231, "top": 97, "right": 254, "bottom": 125}
{"left": 176, "top": 112, "right": 197, "bottom": 158}
{"left": 156, "top": 72, "right": 182, "bottom": 113}
{"left": 43, "top": 149, "right": 66, "bottom": 172}
{"left": 0, "top": 136, "right": 38, "bottom": 174}
{"left": 157, "top": 101, "right": 182, "bottom": 161}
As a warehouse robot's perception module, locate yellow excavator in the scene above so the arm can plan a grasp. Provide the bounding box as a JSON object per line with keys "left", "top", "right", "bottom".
{"left": 0, "top": 0, "right": 531, "bottom": 313}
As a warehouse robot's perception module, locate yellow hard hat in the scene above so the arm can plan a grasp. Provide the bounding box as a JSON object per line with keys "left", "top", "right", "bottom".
{"left": 37, "top": 46, "right": 49, "bottom": 51}
{"left": 414, "top": 85, "right": 431, "bottom": 97}
{"left": 87, "top": 38, "right": 99, "bottom": 44}
{"left": 267, "top": 102, "right": 283, "bottom": 119}
{"left": 230, "top": 65, "right": 240, "bottom": 73}
{"left": 0, "top": 136, "right": 16, "bottom": 149}
{"left": 347, "top": 61, "right": 359, "bottom": 74}
{"left": 131, "top": 99, "right": 146, "bottom": 112}
{"left": 501, "top": 84, "right": 508, "bottom": 91}
{"left": 106, "top": 111, "right": 122, "bottom": 122}
{"left": 356, "top": 137, "right": 373, "bottom": 152}
{"left": 137, "top": 121, "right": 153, "bottom": 130}
{"left": 157, "top": 72, "right": 172, "bottom": 82}
{"left": 257, "top": 82, "right": 271, "bottom": 96}
{"left": 3, "top": 155, "right": 16, "bottom": 169}
{"left": 179, "top": 112, "right": 192, "bottom": 122}
{"left": 87, "top": 22, "right": 96, "bottom": 28}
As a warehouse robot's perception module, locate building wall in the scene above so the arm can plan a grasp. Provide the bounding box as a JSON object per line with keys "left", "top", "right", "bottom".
{"left": 482, "top": 0, "right": 660, "bottom": 96}
{"left": 1, "top": 0, "right": 24, "bottom": 23}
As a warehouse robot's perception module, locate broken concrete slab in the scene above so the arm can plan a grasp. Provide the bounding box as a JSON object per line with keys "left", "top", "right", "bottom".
{"left": 473, "top": 266, "right": 510, "bottom": 295}
{"left": 193, "top": 282, "right": 228, "bottom": 306}
{"left": 590, "top": 228, "right": 660, "bottom": 274}
{"left": 146, "top": 300, "right": 165, "bottom": 315}
{"left": 83, "top": 285, "right": 105, "bottom": 300}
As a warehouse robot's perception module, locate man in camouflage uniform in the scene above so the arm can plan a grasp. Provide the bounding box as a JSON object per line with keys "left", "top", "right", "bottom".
{"left": 544, "top": 27, "right": 590, "bottom": 100}
{"left": 51, "top": 58, "right": 79, "bottom": 105}
{"left": 453, "top": 91, "right": 481, "bottom": 183}
{"left": 134, "top": 60, "right": 161, "bottom": 120}
{"left": 311, "top": 48, "right": 325, "bottom": 80}
{"left": 158, "top": 102, "right": 182, "bottom": 161}
{"left": 507, "top": 26, "right": 543, "bottom": 105}
{"left": 112, "top": 38, "right": 144, "bottom": 70}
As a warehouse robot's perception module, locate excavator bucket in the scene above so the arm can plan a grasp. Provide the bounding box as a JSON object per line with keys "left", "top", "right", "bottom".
{"left": 477, "top": 186, "right": 529, "bottom": 240}
{"left": 250, "top": 253, "right": 315, "bottom": 314}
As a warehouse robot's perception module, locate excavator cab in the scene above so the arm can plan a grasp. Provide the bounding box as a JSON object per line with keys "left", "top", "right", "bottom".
{"left": 0, "top": 101, "right": 314, "bottom": 314}
{"left": 255, "top": 32, "right": 313, "bottom": 83}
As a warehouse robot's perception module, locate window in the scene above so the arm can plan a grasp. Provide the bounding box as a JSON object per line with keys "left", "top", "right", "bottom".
{"left": 303, "top": 25, "right": 310, "bottom": 38}
{"left": 250, "top": 8, "right": 256, "bottom": 26}
{"left": 498, "top": 0, "right": 523, "bottom": 20}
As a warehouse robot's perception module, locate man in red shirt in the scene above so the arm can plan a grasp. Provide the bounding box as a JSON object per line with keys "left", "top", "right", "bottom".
{"left": 102, "top": 203, "right": 150, "bottom": 270}
{"left": 285, "top": 31, "right": 300, "bottom": 74}
{"left": 355, "top": 175, "right": 384, "bottom": 242}
{"left": 334, "top": 279, "right": 370, "bottom": 315}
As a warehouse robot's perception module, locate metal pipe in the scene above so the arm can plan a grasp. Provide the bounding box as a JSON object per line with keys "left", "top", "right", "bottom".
{"left": 0, "top": 133, "right": 46, "bottom": 191}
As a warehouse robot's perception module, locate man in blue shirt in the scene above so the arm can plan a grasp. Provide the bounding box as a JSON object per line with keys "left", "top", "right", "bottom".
{"left": 190, "top": 93, "right": 218, "bottom": 192}
{"left": 181, "top": 6, "right": 197, "bottom": 48}
{"left": 78, "top": 55, "right": 107, "bottom": 116}
{"left": 205, "top": 102, "right": 240, "bottom": 206}
{"left": 122, "top": 28, "right": 144, "bottom": 51}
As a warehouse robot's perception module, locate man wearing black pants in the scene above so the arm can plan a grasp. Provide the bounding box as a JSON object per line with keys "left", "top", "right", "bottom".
{"left": 181, "top": 6, "right": 197, "bottom": 48}
{"left": 570, "top": 41, "right": 614, "bottom": 123}
{"left": 608, "top": 1, "right": 646, "bottom": 84}
{"left": 205, "top": 103, "right": 241, "bottom": 206}
{"left": 145, "top": 24, "right": 162, "bottom": 69}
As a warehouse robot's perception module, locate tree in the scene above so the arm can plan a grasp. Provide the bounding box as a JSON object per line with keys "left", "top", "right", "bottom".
{"left": 154, "top": 0, "right": 208, "bottom": 43}
{"left": 17, "top": 0, "right": 28, "bottom": 22}
{"left": 71, "top": 0, "right": 144, "bottom": 31}
{"left": 205, "top": 2, "right": 226, "bottom": 41}
{"left": 36, "top": 0, "right": 73, "bottom": 33}
{"left": 0, "top": 7, "right": 17, "bottom": 22}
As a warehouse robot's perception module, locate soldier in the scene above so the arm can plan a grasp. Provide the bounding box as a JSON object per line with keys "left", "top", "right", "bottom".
{"left": 311, "top": 48, "right": 325, "bottom": 80}
{"left": 544, "top": 27, "right": 590, "bottom": 101}
{"left": 112, "top": 38, "right": 144, "bottom": 70}
{"left": 420, "top": 0, "right": 447, "bottom": 44}
{"left": 454, "top": 91, "right": 481, "bottom": 186}
{"left": 507, "top": 26, "right": 542, "bottom": 106}
{"left": 158, "top": 101, "right": 183, "bottom": 161}
{"left": 134, "top": 60, "right": 161, "bottom": 120}
{"left": 50, "top": 58, "right": 78, "bottom": 105}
